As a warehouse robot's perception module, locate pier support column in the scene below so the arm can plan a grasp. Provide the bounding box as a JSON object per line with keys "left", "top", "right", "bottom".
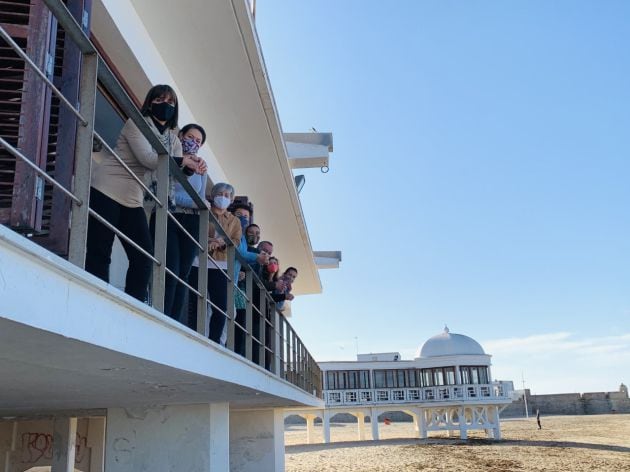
{"left": 419, "top": 409, "right": 427, "bottom": 439}
{"left": 322, "top": 410, "right": 331, "bottom": 444}
{"left": 493, "top": 406, "right": 502, "bottom": 440}
{"left": 305, "top": 414, "right": 316, "bottom": 444}
{"left": 356, "top": 413, "right": 366, "bottom": 441}
{"left": 104, "top": 403, "right": 229, "bottom": 472}
{"left": 370, "top": 408, "right": 379, "bottom": 441}
{"left": 230, "top": 408, "right": 285, "bottom": 472}
{"left": 458, "top": 407, "right": 467, "bottom": 440}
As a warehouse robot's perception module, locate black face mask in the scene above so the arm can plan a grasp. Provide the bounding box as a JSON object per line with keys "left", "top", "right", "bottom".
{"left": 151, "top": 101, "right": 175, "bottom": 122}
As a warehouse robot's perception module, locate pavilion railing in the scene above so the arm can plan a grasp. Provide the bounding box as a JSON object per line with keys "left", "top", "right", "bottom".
{"left": 0, "top": 0, "right": 320, "bottom": 398}
{"left": 323, "top": 381, "right": 513, "bottom": 406}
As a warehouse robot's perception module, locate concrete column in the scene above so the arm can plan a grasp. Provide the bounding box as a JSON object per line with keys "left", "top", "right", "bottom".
{"left": 458, "top": 407, "right": 467, "bottom": 440}
{"left": 356, "top": 413, "right": 366, "bottom": 441}
{"left": 322, "top": 410, "right": 331, "bottom": 444}
{"left": 305, "top": 414, "right": 316, "bottom": 444}
{"left": 104, "top": 403, "right": 229, "bottom": 472}
{"left": 493, "top": 406, "right": 502, "bottom": 440}
{"left": 51, "top": 417, "right": 77, "bottom": 472}
{"left": 230, "top": 408, "right": 285, "bottom": 472}
{"left": 369, "top": 408, "right": 379, "bottom": 441}
{"left": 87, "top": 417, "right": 106, "bottom": 472}
{"left": 418, "top": 409, "right": 427, "bottom": 439}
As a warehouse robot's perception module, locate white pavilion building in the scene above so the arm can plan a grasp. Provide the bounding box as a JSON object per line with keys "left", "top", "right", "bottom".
{"left": 288, "top": 327, "right": 514, "bottom": 443}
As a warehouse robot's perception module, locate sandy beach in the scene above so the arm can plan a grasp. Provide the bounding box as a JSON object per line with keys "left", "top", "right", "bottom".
{"left": 285, "top": 414, "right": 630, "bottom": 471}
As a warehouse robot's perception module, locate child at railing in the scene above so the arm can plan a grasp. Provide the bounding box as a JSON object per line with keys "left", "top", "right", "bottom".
{"left": 274, "top": 267, "right": 297, "bottom": 313}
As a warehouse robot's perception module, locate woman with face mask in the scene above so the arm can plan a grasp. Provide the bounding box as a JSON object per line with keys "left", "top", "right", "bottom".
{"left": 86, "top": 85, "right": 198, "bottom": 302}
{"left": 149, "top": 123, "right": 209, "bottom": 322}
{"left": 188, "top": 182, "right": 241, "bottom": 344}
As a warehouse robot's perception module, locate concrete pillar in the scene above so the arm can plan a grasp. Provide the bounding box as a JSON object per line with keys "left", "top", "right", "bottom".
{"left": 104, "top": 403, "right": 229, "bottom": 472}
{"left": 418, "top": 409, "right": 427, "bottom": 439}
{"left": 322, "top": 410, "right": 331, "bottom": 444}
{"left": 356, "top": 413, "right": 366, "bottom": 441}
{"left": 51, "top": 417, "right": 77, "bottom": 472}
{"left": 493, "top": 406, "right": 502, "bottom": 440}
{"left": 87, "top": 417, "right": 106, "bottom": 472}
{"left": 305, "top": 414, "right": 316, "bottom": 445}
{"left": 369, "top": 408, "right": 379, "bottom": 441}
{"left": 230, "top": 408, "right": 285, "bottom": 472}
{"left": 458, "top": 407, "right": 467, "bottom": 440}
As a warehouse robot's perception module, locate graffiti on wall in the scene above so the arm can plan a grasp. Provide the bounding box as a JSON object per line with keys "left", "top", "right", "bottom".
{"left": 20, "top": 432, "right": 87, "bottom": 464}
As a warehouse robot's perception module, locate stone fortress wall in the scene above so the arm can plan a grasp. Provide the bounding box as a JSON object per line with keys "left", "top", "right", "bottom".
{"left": 501, "top": 384, "right": 630, "bottom": 417}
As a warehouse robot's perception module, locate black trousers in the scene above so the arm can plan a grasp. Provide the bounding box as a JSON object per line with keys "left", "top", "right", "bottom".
{"left": 150, "top": 212, "right": 200, "bottom": 322}
{"left": 188, "top": 267, "right": 228, "bottom": 344}
{"left": 85, "top": 188, "right": 153, "bottom": 301}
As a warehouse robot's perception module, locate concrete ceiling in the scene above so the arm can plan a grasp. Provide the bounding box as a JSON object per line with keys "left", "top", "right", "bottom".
{"left": 0, "top": 318, "right": 309, "bottom": 416}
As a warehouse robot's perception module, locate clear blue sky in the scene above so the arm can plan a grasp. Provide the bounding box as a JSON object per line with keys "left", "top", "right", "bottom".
{"left": 256, "top": 1, "right": 630, "bottom": 394}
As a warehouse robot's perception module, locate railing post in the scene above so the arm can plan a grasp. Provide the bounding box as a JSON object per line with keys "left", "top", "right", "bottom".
{"left": 245, "top": 269, "right": 253, "bottom": 361}
{"left": 272, "top": 309, "right": 280, "bottom": 374}
{"left": 225, "top": 245, "right": 236, "bottom": 350}
{"left": 67, "top": 53, "right": 97, "bottom": 268}
{"left": 258, "top": 293, "right": 266, "bottom": 368}
{"left": 196, "top": 209, "right": 209, "bottom": 336}
{"left": 151, "top": 155, "right": 169, "bottom": 311}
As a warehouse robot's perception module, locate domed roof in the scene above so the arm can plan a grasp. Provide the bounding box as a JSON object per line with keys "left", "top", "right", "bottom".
{"left": 415, "top": 326, "right": 485, "bottom": 358}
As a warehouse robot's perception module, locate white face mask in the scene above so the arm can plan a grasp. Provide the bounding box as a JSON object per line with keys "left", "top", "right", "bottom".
{"left": 213, "top": 195, "right": 231, "bottom": 209}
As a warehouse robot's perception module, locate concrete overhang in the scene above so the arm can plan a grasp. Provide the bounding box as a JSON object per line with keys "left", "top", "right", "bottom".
{"left": 284, "top": 132, "right": 333, "bottom": 170}
{"left": 100, "top": 0, "right": 323, "bottom": 295}
{"left": 0, "top": 226, "right": 323, "bottom": 415}
{"left": 314, "top": 251, "right": 342, "bottom": 269}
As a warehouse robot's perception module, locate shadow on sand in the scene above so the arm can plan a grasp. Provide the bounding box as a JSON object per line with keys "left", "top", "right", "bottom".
{"left": 286, "top": 437, "right": 630, "bottom": 455}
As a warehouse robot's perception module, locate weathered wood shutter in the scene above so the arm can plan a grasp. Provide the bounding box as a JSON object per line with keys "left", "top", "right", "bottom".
{"left": 1, "top": 0, "right": 90, "bottom": 256}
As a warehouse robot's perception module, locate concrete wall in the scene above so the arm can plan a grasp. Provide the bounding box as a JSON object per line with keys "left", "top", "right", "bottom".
{"left": 502, "top": 389, "right": 630, "bottom": 417}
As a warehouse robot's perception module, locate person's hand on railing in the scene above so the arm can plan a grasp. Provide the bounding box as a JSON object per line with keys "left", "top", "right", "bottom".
{"left": 208, "top": 237, "right": 226, "bottom": 252}
{"left": 275, "top": 280, "right": 286, "bottom": 291}
{"left": 238, "top": 271, "right": 246, "bottom": 282}
{"left": 181, "top": 154, "right": 200, "bottom": 174}
{"left": 256, "top": 252, "right": 269, "bottom": 265}
{"left": 195, "top": 159, "right": 208, "bottom": 175}
{"left": 286, "top": 293, "right": 295, "bottom": 301}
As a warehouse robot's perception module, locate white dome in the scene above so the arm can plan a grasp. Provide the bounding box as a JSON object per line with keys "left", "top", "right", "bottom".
{"left": 415, "top": 326, "right": 485, "bottom": 358}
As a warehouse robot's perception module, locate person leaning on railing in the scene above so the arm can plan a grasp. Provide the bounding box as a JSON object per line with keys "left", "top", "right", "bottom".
{"left": 86, "top": 85, "right": 199, "bottom": 301}
{"left": 188, "top": 182, "right": 241, "bottom": 344}
{"left": 150, "top": 123, "right": 209, "bottom": 322}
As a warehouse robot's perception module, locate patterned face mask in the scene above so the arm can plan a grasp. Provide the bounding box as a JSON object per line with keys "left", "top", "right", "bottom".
{"left": 180, "top": 136, "right": 200, "bottom": 155}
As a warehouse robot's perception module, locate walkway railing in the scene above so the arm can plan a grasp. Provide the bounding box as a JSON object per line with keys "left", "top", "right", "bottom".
{"left": 324, "top": 381, "right": 513, "bottom": 406}
{"left": 0, "top": 0, "right": 320, "bottom": 398}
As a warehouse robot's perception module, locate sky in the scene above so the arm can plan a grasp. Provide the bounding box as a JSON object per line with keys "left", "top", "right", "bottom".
{"left": 255, "top": 1, "right": 630, "bottom": 395}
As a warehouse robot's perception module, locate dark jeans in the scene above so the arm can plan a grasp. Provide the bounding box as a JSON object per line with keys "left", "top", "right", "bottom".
{"left": 150, "top": 212, "right": 200, "bottom": 322}
{"left": 85, "top": 188, "right": 153, "bottom": 301}
{"left": 188, "top": 267, "right": 228, "bottom": 344}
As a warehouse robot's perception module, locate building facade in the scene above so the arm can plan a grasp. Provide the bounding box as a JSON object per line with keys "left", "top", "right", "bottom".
{"left": 288, "top": 328, "right": 514, "bottom": 443}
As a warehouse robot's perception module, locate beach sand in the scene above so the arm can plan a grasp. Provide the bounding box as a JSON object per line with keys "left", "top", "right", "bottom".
{"left": 285, "top": 414, "right": 630, "bottom": 471}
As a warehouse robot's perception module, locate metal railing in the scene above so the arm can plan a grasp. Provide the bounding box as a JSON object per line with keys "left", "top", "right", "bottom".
{"left": 323, "top": 382, "right": 513, "bottom": 406}
{"left": 0, "top": 0, "right": 320, "bottom": 397}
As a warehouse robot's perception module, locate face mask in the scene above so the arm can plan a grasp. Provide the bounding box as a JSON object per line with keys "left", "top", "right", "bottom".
{"left": 151, "top": 101, "right": 175, "bottom": 122}
{"left": 213, "top": 195, "right": 230, "bottom": 209}
{"left": 246, "top": 234, "right": 258, "bottom": 246}
{"left": 237, "top": 215, "right": 249, "bottom": 229}
{"left": 180, "top": 137, "right": 200, "bottom": 155}
{"left": 267, "top": 263, "right": 279, "bottom": 273}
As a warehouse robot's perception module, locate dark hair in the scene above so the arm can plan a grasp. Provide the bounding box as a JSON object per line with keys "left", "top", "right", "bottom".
{"left": 140, "top": 84, "right": 179, "bottom": 129}
{"left": 246, "top": 223, "right": 260, "bottom": 231}
{"left": 263, "top": 257, "right": 280, "bottom": 282}
{"left": 229, "top": 202, "right": 253, "bottom": 215}
{"left": 285, "top": 267, "right": 298, "bottom": 275}
{"left": 258, "top": 240, "right": 273, "bottom": 249}
{"left": 180, "top": 123, "right": 207, "bottom": 144}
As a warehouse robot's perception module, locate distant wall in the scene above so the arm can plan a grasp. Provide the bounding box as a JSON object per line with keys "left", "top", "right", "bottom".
{"left": 501, "top": 389, "right": 630, "bottom": 418}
